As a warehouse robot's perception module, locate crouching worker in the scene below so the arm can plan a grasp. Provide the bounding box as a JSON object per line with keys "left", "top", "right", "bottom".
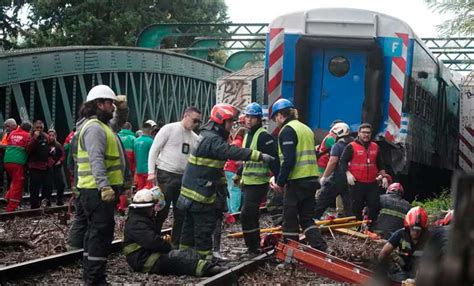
{"left": 378, "top": 206, "right": 430, "bottom": 283}
{"left": 123, "top": 188, "right": 226, "bottom": 277}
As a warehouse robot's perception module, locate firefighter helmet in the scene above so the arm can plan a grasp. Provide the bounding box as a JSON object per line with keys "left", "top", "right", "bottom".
{"left": 330, "top": 122, "right": 350, "bottom": 138}
{"left": 210, "top": 103, "right": 239, "bottom": 124}
{"left": 129, "top": 187, "right": 165, "bottom": 211}
{"left": 404, "top": 206, "right": 428, "bottom": 230}
{"left": 386, "top": 182, "right": 404, "bottom": 195}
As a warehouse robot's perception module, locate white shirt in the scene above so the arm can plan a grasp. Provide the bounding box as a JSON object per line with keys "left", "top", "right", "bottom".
{"left": 147, "top": 121, "right": 198, "bottom": 175}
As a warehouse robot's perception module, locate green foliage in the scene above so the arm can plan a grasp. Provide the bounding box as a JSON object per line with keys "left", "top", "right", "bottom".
{"left": 0, "top": 0, "right": 27, "bottom": 49}
{"left": 425, "top": 0, "right": 474, "bottom": 36}
{"left": 22, "top": 0, "right": 228, "bottom": 47}
{"left": 412, "top": 189, "right": 453, "bottom": 218}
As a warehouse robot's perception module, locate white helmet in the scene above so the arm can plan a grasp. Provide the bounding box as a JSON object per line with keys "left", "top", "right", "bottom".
{"left": 86, "top": 85, "right": 116, "bottom": 102}
{"left": 145, "top": 119, "right": 157, "bottom": 127}
{"left": 330, "top": 122, "right": 350, "bottom": 138}
{"left": 129, "top": 187, "right": 165, "bottom": 211}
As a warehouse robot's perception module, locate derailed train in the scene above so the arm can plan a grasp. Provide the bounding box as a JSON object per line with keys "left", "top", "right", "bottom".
{"left": 264, "top": 8, "right": 460, "bottom": 197}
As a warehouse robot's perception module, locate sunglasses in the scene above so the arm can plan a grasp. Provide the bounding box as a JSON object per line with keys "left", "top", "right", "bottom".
{"left": 192, "top": 119, "right": 202, "bottom": 124}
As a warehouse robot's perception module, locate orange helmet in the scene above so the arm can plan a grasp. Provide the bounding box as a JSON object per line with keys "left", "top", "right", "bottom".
{"left": 387, "top": 182, "right": 404, "bottom": 195}
{"left": 443, "top": 210, "right": 453, "bottom": 225}
{"left": 210, "top": 103, "right": 239, "bottom": 124}
{"left": 404, "top": 206, "right": 428, "bottom": 230}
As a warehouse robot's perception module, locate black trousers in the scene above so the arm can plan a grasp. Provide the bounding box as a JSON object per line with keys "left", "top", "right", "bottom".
{"left": 179, "top": 197, "right": 217, "bottom": 259}
{"left": 155, "top": 169, "right": 185, "bottom": 247}
{"left": 282, "top": 179, "right": 327, "bottom": 251}
{"left": 349, "top": 181, "right": 380, "bottom": 222}
{"left": 150, "top": 249, "right": 210, "bottom": 276}
{"left": 29, "top": 168, "right": 51, "bottom": 208}
{"left": 69, "top": 195, "right": 87, "bottom": 249}
{"left": 48, "top": 165, "right": 66, "bottom": 205}
{"left": 79, "top": 188, "right": 117, "bottom": 285}
{"left": 241, "top": 184, "right": 268, "bottom": 252}
{"left": 314, "top": 174, "right": 352, "bottom": 219}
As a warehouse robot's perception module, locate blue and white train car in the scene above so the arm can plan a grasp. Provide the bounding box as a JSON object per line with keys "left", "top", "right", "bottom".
{"left": 265, "top": 8, "right": 460, "bottom": 183}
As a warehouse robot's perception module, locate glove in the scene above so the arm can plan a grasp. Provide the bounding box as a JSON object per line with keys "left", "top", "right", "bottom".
{"left": 381, "top": 177, "right": 389, "bottom": 189}
{"left": 115, "top": 95, "right": 128, "bottom": 110}
{"left": 319, "top": 176, "right": 327, "bottom": 186}
{"left": 260, "top": 153, "right": 275, "bottom": 163}
{"left": 100, "top": 186, "right": 116, "bottom": 202}
{"left": 346, "top": 171, "right": 356, "bottom": 186}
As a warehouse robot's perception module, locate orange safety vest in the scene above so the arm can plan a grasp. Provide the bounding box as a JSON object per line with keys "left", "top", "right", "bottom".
{"left": 348, "top": 141, "right": 379, "bottom": 183}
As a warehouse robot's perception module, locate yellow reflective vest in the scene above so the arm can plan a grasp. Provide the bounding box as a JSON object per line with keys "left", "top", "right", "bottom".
{"left": 278, "top": 120, "right": 319, "bottom": 180}
{"left": 242, "top": 127, "right": 270, "bottom": 185}
{"left": 77, "top": 118, "right": 124, "bottom": 189}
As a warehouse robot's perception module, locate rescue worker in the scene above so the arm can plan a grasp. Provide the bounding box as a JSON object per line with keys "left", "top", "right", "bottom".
{"left": 314, "top": 122, "right": 353, "bottom": 219}
{"left": 234, "top": 102, "right": 280, "bottom": 256}
{"left": 269, "top": 98, "right": 327, "bottom": 252}
{"left": 75, "top": 85, "right": 129, "bottom": 285}
{"left": 339, "top": 123, "right": 389, "bottom": 222}
{"left": 3, "top": 121, "right": 31, "bottom": 211}
{"left": 134, "top": 120, "right": 157, "bottom": 190}
{"left": 177, "top": 103, "right": 274, "bottom": 259}
{"left": 28, "top": 120, "right": 51, "bottom": 208}
{"left": 117, "top": 122, "right": 136, "bottom": 212}
{"left": 123, "top": 188, "right": 226, "bottom": 277}
{"left": 46, "top": 129, "right": 66, "bottom": 206}
{"left": 372, "top": 183, "right": 411, "bottom": 239}
{"left": 316, "top": 119, "right": 342, "bottom": 173}
{"left": 147, "top": 107, "right": 202, "bottom": 246}
{"left": 0, "top": 118, "right": 18, "bottom": 194}
{"left": 378, "top": 206, "right": 430, "bottom": 282}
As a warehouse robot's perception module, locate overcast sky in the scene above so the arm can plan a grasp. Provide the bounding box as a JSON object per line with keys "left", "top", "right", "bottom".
{"left": 225, "top": 0, "right": 450, "bottom": 37}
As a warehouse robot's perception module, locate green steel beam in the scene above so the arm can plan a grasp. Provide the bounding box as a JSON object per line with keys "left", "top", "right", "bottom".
{"left": 11, "top": 84, "right": 29, "bottom": 122}
{"left": 225, "top": 51, "right": 264, "bottom": 71}
{"left": 36, "top": 80, "right": 53, "bottom": 128}
{"left": 58, "top": 76, "right": 74, "bottom": 130}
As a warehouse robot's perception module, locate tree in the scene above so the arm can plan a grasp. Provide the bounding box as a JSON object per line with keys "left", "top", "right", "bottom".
{"left": 22, "top": 0, "right": 228, "bottom": 47}
{"left": 425, "top": 0, "right": 474, "bottom": 36}
{"left": 0, "top": 0, "right": 26, "bottom": 50}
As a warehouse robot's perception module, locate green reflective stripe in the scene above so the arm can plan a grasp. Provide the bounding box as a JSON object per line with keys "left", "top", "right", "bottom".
{"left": 243, "top": 127, "right": 270, "bottom": 185}
{"left": 181, "top": 186, "right": 216, "bottom": 204}
{"left": 143, "top": 252, "right": 161, "bottom": 273}
{"left": 123, "top": 243, "right": 141, "bottom": 255}
{"left": 380, "top": 208, "right": 406, "bottom": 219}
{"left": 77, "top": 165, "right": 123, "bottom": 176}
{"left": 179, "top": 244, "right": 191, "bottom": 250}
{"left": 250, "top": 150, "right": 261, "bottom": 161}
{"left": 195, "top": 259, "right": 208, "bottom": 277}
{"left": 297, "top": 150, "right": 315, "bottom": 156}
{"left": 188, "top": 154, "right": 225, "bottom": 168}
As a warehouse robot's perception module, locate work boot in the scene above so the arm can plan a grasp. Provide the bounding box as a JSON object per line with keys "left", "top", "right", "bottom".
{"left": 240, "top": 249, "right": 261, "bottom": 260}
{"left": 204, "top": 265, "right": 228, "bottom": 277}
{"left": 212, "top": 251, "right": 228, "bottom": 261}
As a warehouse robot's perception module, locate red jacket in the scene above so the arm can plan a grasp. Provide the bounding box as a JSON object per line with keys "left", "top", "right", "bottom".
{"left": 317, "top": 133, "right": 336, "bottom": 169}
{"left": 223, "top": 134, "right": 243, "bottom": 173}
{"left": 348, "top": 141, "right": 380, "bottom": 183}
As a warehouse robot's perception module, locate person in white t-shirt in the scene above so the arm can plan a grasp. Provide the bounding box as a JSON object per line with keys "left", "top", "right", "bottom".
{"left": 147, "top": 107, "right": 202, "bottom": 247}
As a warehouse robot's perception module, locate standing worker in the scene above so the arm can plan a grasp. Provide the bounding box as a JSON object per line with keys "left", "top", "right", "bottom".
{"left": 75, "top": 85, "right": 129, "bottom": 285}
{"left": 28, "top": 120, "right": 51, "bottom": 208}
{"left": 117, "top": 122, "right": 136, "bottom": 212}
{"left": 269, "top": 99, "right": 327, "bottom": 252}
{"left": 147, "top": 107, "right": 202, "bottom": 246}
{"left": 339, "top": 123, "right": 389, "bottom": 222}
{"left": 0, "top": 118, "right": 18, "bottom": 195}
{"left": 177, "top": 103, "right": 274, "bottom": 259}
{"left": 372, "top": 182, "right": 411, "bottom": 239}
{"left": 314, "top": 122, "right": 353, "bottom": 219}
{"left": 235, "top": 102, "right": 280, "bottom": 256}
{"left": 46, "top": 129, "right": 66, "bottom": 206}
{"left": 134, "top": 120, "right": 157, "bottom": 190}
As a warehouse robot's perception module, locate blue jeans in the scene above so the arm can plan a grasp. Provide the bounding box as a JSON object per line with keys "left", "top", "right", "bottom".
{"left": 225, "top": 171, "right": 241, "bottom": 213}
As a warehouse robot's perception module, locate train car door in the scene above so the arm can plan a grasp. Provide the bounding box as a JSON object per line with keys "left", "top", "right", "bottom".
{"left": 308, "top": 49, "right": 367, "bottom": 131}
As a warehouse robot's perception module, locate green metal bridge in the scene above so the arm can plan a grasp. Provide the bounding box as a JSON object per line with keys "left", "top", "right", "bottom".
{"left": 0, "top": 46, "right": 229, "bottom": 139}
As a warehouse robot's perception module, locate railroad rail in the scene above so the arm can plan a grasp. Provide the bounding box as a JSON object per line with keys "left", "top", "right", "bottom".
{"left": 0, "top": 205, "right": 69, "bottom": 220}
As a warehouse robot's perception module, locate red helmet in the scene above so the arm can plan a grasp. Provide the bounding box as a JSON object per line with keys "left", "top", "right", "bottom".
{"left": 387, "top": 182, "right": 404, "bottom": 195}
{"left": 210, "top": 103, "right": 239, "bottom": 124}
{"left": 443, "top": 210, "right": 453, "bottom": 225}
{"left": 404, "top": 206, "right": 428, "bottom": 230}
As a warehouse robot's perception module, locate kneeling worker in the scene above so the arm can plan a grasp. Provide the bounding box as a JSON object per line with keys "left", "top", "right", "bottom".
{"left": 123, "top": 188, "right": 225, "bottom": 277}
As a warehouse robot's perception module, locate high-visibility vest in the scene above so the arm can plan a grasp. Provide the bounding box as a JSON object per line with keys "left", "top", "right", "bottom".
{"left": 242, "top": 127, "right": 270, "bottom": 185}
{"left": 347, "top": 141, "right": 379, "bottom": 183}
{"left": 77, "top": 118, "right": 124, "bottom": 189}
{"left": 279, "top": 120, "right": 319, "bottom": 180}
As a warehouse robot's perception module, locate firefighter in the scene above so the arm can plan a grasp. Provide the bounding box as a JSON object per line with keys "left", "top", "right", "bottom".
{"left": 75, "top": 85, "right": 129, "bottom": 285}
{"left": 339, "top": 123, "right": 389, "bottom": 222}
{"left": 316, "top": 119, "right": 342, "bottom": 173}
{"left": 372, "top": 183, "right": 411, "bottom": 239}
{"left": 314, "top": 122, "right": 353, "bottom": 219}
{"left": 234, "top": 102, "right": 280, "bottom": 256}
{"left": 177, "top": 103, "right": 274, "bottom": 259}
{"left": 378, "top": 206, "right": 430, "bottom": 282}
{"left": 123, "top": 188, "right": 226, "bottom": 277}
{"left": 269, "top": 98, "right": 327, "bottom": 252}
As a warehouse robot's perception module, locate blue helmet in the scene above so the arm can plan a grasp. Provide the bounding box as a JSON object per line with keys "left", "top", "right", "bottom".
{"left": 270, "top": 98, "right": 294, "bottom": 118}
{"left": 245, "top": 102, "right": 263, "bottom": 117}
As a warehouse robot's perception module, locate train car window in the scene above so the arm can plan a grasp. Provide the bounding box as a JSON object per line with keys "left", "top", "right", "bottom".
{"left": 328, "top": 56, "right": 350, "bottom": 77}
